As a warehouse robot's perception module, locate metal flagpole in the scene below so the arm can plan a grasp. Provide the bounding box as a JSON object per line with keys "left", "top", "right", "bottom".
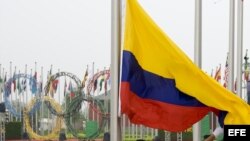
{"left": 30, "top": 68, "right": 34, "bottom": 131}
{"left": 193, "top": 0, "right": 202, "bottom": 140}
{"left": 18, "top": 70, "right": 21, "bottom": 122}
{"left": 14, "top": 66, "right": 16, "bottom": 122}
{"left": 111, "top": 0, "right": 122, "bottom": 140}
{"left": 35, "top": 62, "right": 38, "bottom": 133}
{"left": 25, "top": 64, "right": 28, "bottom": 133}
{"left": 58, "top": 69, "right": 61, "bottom": 130}
{"left": 9, "top": 61, "right": 12, "bottom": 122}
{"left": 236, "top": 0, "right": 244, "bottom": 98}
{"left": 228, "top": 0, "right": 235, "bottom": 92}
{"left": 41, "top": 66, "right": 44, "bottom": 135}
{"left": 49, "top": 65, "right": 52, "bottom": 133}
{"left": 0, "top": 64, "right": 1, "bottom": 103}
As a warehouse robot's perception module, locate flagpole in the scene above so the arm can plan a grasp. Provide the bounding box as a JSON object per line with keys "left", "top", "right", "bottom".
{"left": 49, "top": 65, "right": 52, "bottom": 133}
{"left": 228, "top": 0, "right": 235, "bottom": 92}
{"left": 18, "top": 70, "right": 21, "bottom": 122}
{"left": 41, "top": 66, "right": 44, "bottom": 135}
{"left": 34, "top": 62, "right": 38, "bottom": 133}
{"left": 10, "top": 61, "right": 13, "bottom": 122}
{"left": 236, "top": 0, "right": 244, "bottom": 98}
{"left": 193, "top": 0, "right": 202, "bottom": 140}
{"left": 30, "top": 68, "right": 34, "bottom": 131}
{"left": 14, "top": 66, "right": 17, "bottom": 122}
{"left": 0, "top": 64, "right": 2, "bottom": 103}
{"left": 111, "top": 0, "right": 122, "bottom": 140}
{"left": 25, "top": 64, "right": 28, "bottom": 132}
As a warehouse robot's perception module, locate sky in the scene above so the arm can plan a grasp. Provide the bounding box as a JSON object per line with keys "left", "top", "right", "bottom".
{"left": 0, "top": 0, "right": 249, "bottom": 81}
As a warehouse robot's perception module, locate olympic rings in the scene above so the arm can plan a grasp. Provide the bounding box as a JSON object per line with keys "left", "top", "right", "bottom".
{"left": 65, "top": 94, "right": 107, "bottom": 139}
{"left": 87, "top": 69, "right": 110, "bottom": 94}
{"left": 4, "top": 73, "right": 40, "bottom": 118}
{"left": 44, "top": 72, "right": 83, "bottom": 116}
{"left": 24, "top": 96, "right": 63, "bottom": 140}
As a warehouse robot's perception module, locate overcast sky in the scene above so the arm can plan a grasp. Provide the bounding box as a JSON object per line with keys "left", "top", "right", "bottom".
{"left": 0, "top": 0, "right": 249, "bottom": 80}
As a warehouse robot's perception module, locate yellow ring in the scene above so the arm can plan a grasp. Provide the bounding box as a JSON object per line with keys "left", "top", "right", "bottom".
{"left": 24, "top": 96, "right": 63, "bottom": 140}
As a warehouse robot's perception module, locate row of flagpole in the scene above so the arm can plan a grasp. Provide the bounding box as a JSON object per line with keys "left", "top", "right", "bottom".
{"left": 191, "top": 0, "right": 246, "bottom": 140}
{"left": 110, "top": 0, "right": 246, "bottom": 141}
{"left": 0, "top": 62, "right": 93, "bottom": 135}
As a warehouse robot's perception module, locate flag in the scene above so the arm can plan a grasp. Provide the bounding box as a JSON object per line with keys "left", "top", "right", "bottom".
{"left": 31, "top": 71, "right": 38, "bottom": 94}
{"left": 214, "top": 65, "right": 221, "bottom": 82}
{"left": 64, "top": 78, "right": 67, "bottom": 96}
{"left": 38, "top": 74, "right": 43, "bottom": 94}
{"left": 4, "top": 73, "right": 6, "bottom": 83}
{"left": 12, "top": 71, "right": 16, "bottom": 92}
{"left": 99, "top": 74, "right": 105, "bottom": 91}
{"left": 104, "top": 70, "right": 110, "bottom": 95}
{"left": 223, "top": 54, "right": 229, "bottom": 88}
{"left": 120, "top": 0, "right": 250, "bottom": 132}
{"left": 22, "top": 79, "right": 27, "bottom": 91}
{"left": 0, "top": 76, "right": 2, "bottom": 83}
{"left": 0, "top": 76, "right": 3, "bottom": 93}
{"left": 244, "top": 50, "right": 249, "bottom": 81}
{"left": 49, "top": 79, "right": 59, "bottom": 97}
{"left": 68, "top": 81, "right": 74, "bottom": 97}
{"left": 81, "top": 67, "right": 88, "bottom": 88}
{"left": 52, "top": 79, "right": 59, "bottom": 93}
{"left": 33, "top": 71, "right": 37, "bottom": 81}
{"left": 93, "top": 79, "right": 97, "bottom": 92}
{"left": 17, "top": 77, "right": 21, "bottom": 92}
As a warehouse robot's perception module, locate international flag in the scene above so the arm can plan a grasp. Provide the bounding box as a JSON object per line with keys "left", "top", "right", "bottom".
{"left": 31, "top": 71, "right": 38, "bottom": 94}
{"left": 4, "top": 73, "right": 6, "bottom": 83}
{"left": 22, "top": 79, "right": 27, "bottom": 91}
{"left": 0, "top": 76, "right": 3, "bottom": 93}
{"left": 64, "top": 78, "right": 67, "bottom": 96}
{"left": 81, "top": 67, "right": 88, "bottom": 88}
{"left": 12, "top": 71, "right": 16, "bottom": 92}
{"left": 93, "top": 79, "right": 97, "bottom": 92}
{"left": 120, "top": 0, "right": 250, "bottom": 132}
{"left": 17, "top": 77, "right": 21, "bottom": 92}
{"left": 99, "top": 73, "right": 105, "bottom": 91}
{"left": 52, "top": 79, "right": 59, "bottom": 93}
{"left": 68, "top": 81, "right": 75, "bottom": 97}
{"left": 49, "top": 79, "right": 59, "bottom": 97}
{"left": 223, "top": 54, "right": 229, "bottom": 88}
{"left": 0, "top": 76, "right": 3, "bottom": 83}
{"left": 244, "top": 50, "right": 249, "bottom": 81}
{"left": 214, "top": 65, "right": 221, "bottom": 82}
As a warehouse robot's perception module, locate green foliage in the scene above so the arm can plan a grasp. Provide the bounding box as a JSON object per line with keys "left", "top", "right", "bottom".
{"left": 5, "top": 122, "right": 22, "bottom": 139}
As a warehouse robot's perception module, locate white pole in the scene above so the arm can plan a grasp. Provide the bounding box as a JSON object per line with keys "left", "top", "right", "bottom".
{"left": 0, "top": 64, "right": 1, "bottom": 102}
{"left": 13, "top": 66, "right": 16, "bottom": 122}
{"left": 193, "top": 0, "right": 202, "bottom": 140}
{"left": 10, "top": 62, "right": 12, "bottom": 122}
{"left": 0, "top": 64, "right": 1, "bottom": 96}
{"left": 35, "top": 62, "right": 38, "bottom": 133}
{"left": 111, "top": 0, "right": 122, "bottom": 140}
{"left": 236, "top": 0, "right": 244, "bottom": 98}
{"left": 18, "top": 70, "right": 21, "bottom": 122}
{"left": 228, "top": 0, "right": 235, "bottom": 92}
{"left": 25, "top": 64, "right": 28, "bottom": 132}
{"left": 41, "top": 66, "right": 44, "bottom": 135}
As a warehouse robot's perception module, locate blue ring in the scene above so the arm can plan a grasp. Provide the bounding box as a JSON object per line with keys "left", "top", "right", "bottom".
{"left": 4, "top": 73, "right": 41, "bottom": 118}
